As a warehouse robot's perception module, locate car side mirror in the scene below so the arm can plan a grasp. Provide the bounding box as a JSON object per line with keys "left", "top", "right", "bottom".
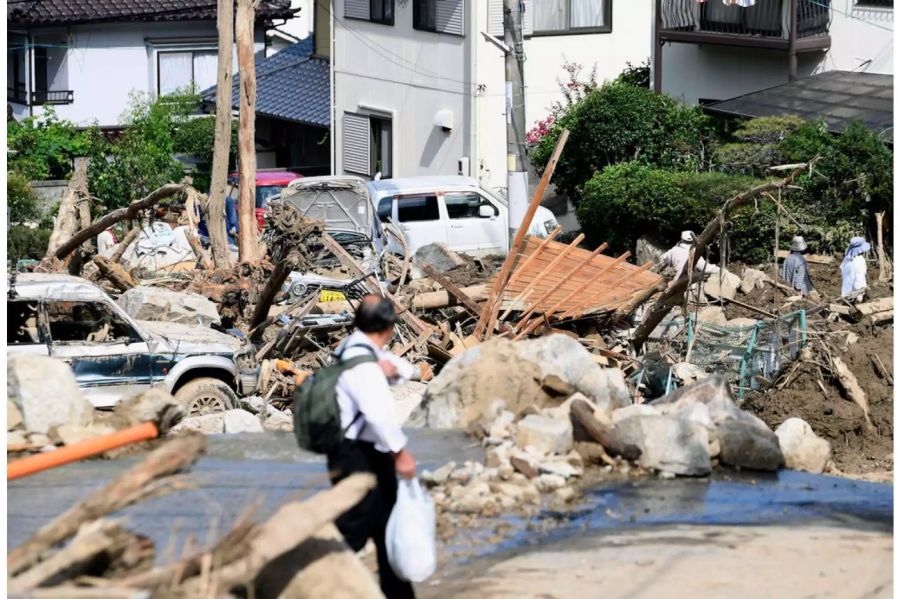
{"left": 478, "top": 205, "right": 494, "bottom": 218}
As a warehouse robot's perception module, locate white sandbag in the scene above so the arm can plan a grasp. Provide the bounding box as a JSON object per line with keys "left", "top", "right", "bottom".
{"left": 385, "top": 478, "right": 436, "bottom": 582}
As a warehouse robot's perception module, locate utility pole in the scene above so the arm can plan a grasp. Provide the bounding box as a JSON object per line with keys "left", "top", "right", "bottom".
{"left": 503, "top": 0, "right": 527, "bottom": 247}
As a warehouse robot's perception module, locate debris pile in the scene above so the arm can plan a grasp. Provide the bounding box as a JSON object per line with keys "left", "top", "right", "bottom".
{"left": 7, "top": 434, "right": 384, "bottom": 598}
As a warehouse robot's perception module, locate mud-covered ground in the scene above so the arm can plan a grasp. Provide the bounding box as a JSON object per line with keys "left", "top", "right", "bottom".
{"left": 730, "top": 261, "right": 893, "bottom": 479}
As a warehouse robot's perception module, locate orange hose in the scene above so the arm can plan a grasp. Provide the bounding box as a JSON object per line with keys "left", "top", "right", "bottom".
{"left": 7, "top": 422, "right": 159, "bottom": 481}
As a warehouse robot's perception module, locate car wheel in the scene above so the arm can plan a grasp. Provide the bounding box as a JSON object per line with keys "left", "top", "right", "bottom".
{"left": 175, "top": 377, "right": 237, "bottom": 417}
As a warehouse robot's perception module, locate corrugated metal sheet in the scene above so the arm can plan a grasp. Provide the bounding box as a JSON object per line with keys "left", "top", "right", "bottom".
{"left": 343, "top": 112, "right": 371, "bottom": 176}
{"left": 436, "top": 0, "right": 465, "bottom": 35}
{"left": 522, "top": 0, "right": 534, "bottom": 35}
{"left": 498, "top": 237, "right": 663, "bottom": 319}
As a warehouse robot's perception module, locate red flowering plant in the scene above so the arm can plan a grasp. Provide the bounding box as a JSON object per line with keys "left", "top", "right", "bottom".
{"left": 525, "top": 61, "right": 599, "bottom": 147}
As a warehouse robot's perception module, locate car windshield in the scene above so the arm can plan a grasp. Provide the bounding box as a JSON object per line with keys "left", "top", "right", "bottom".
{"left": 481, "top": 185, "right": 509, "bottom": 207}
{"left": 256, "top": 185, "right": 286, "bottom": 209}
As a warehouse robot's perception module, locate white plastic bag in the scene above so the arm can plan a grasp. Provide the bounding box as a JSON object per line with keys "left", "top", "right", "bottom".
{"left": 385, "top": 478, "right": 436, "bottom": 582}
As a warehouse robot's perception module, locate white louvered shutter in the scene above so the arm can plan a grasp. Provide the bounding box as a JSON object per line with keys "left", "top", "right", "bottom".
{"left": 487, "top": 0, "right": 504, "bottom": 36}
{"left": 344, "top": 0, "right": 370, "bottom": 19}
{"left": 437, "top": 0, "right": 465, "bottom": 36}
{"left": 343, "top": 113, "right": 371, "bottom": 176}
{"left": 522, "top": 0, "right": 533, "bottom": 36}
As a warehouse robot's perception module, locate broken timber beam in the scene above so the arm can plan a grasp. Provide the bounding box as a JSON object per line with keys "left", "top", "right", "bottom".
{"left": 631, "top": 160, "right": 816, "bottom": 352}
{"left": 419, "top": 264, "right": 483, "bottom": 317}
{"left": 53, "top": 183, "right": 186, "bottom": 261}
{"left": 474, "top": 128, "right": 570, "bottom": 340}
{"left": 570, "top": 399, "right": 641, "bottom": 461}
{"left": 92, "top": 256, "right": 137, "bottom": 292}
{"left": 322, "top": 233, "right": 432, "bottom": 336}
{"left": 8, "top": 433, "right": 206, "bottom": 577}
{"left": 109, "top": 227, "right": 140, "bottom": 264}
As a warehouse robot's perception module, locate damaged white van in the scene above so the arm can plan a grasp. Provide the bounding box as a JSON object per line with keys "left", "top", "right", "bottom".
{"left": 369, "top": 176, "right": 558, "bottom": 257}
{"left": 281, "top": 175, "right": 558, "bottom": 260}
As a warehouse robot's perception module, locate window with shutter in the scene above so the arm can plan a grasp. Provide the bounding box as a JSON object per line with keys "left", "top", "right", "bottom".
{"left": 343, "top": 112, "right": 371, "bottom": 176}
{"left": 437, "top": 0, "right": 465, "bottom": 35}
{"left": 415, "top": 0, "right": 465, "bottom": 35}
{"left": 345, "top": 0, "right": 395, "bottom": 24}
{"left": 488, "top": 0, "right": 504, "bottom": 36}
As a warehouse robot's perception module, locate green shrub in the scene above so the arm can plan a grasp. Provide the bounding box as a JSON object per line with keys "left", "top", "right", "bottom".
{"left": 531, "top": 82, "right": 711, "bottom": 204}
{"left": 615, "top": 60, "right": 651, "bottom": 89}
{"left": 8, "top": 171, "right": 41, "bottom": 224}
{"left": 780, "top": 120, "right": 893, "bottom": 219}
{"left": 732, "top": 115, "right": 806, "bottom": 144}
{"left": 8, "top": 226, "right": 52, "bottom": 261}
{"left": 7, "top": 108, "right": 92, "bottom": 180}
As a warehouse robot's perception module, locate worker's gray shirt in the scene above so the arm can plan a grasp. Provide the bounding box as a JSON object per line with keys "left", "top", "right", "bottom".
{"left": 781, "top": 252, "right": 814, "bottom": 295}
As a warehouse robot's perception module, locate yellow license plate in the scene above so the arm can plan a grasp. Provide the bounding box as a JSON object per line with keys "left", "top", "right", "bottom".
{"left": 319, "top": 290, "right": 346, "bottom": 302}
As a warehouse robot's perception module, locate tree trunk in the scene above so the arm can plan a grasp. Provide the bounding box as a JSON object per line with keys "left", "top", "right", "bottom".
{"left": 208, "top": 0, "right": 235, "bottom": 269}
{"left": 631, "top": 161, "right": 813, "bottom": 352}
{"left": 110, "top": 227, "right": 140, "bottom": 263}
{"left": 53, "top": 184, "right": 185, "bottom": 261}
{"left": 93, "top": 256, "right": 137, "bottom": 292}
{"left": 45, "top": 158, "right": 89, "bottom": 260}
{"left": 236, "top": 0, "right": 259, "bottom": 263}
{"left": 8, "top": 434, "right": 206, "bottom": 577}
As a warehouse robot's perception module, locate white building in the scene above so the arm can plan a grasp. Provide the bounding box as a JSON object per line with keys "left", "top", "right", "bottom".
{"left": 327, "top": 0, "right": 652, "bottom": 190}
{"left": 7, "top": 0, "right": 297, "bottom": 127}
{"left": 653, "top": 0, "right": 893, "bottom": 105}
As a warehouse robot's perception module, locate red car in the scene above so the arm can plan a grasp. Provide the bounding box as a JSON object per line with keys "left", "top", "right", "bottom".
{"left": 227, "top": 170, "right": 303, "bottom": 231}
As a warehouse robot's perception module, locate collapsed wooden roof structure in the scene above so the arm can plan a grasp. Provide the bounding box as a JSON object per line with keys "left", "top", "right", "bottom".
{"left": 494, "top": 236, "right": 663, "bottom": 339}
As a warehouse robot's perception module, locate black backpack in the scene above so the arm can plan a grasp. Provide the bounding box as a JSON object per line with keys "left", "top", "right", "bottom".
{"left": 292, "top": 345, "right": 377, "bottom": 454}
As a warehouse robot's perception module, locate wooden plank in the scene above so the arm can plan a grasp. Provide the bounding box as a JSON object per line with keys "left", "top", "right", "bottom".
{"left": 498, "top": 233, "right": 586, "bottom": 320}
{"left": 776, "top": 249, "right": 834, "bottom": 265}
{"left": 322, "top": 233, "right": 432, "bottom": 336}
{"left": 419, "top": 264, "right": 482, "bottom": 317}
{"left": 501, "top": 226, "right": 562, "bottom": 290}
{"left": 558, "top": 261, "right": 653, "bottom": 320}
{"left": 474, "top": 129, "right": 570, "bottom": 340}
{"left": 855, "top": 296, "right": 893, "bottom": 317}
{"left": 512, "top": 242, "right": 608, "bottom": 324}
{"left": 514, "top": 252, "right": 632, "bottom": 339}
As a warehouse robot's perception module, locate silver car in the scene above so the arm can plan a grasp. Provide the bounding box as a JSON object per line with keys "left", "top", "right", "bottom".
{"left": 7, "top": 273, "right": 242, "bottom": 415}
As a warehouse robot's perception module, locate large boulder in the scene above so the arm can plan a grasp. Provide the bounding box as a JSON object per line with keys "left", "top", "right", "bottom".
{"left": 171, "top": 412, "right": 225, "bottom": 434}
{"left": 413, "top": 336, "right": 630, "bottom": 429}
{"left": 775, "top": 417, "right": 831, "bottom": 473}
{"left": 8, "top": 355, "right": 94, "bottom": 434}
{"left": 223, "top": 409, "right": 264, "bottom": 433}
{"left": 118, "top": 286, "right": 220, "bottom": 328}
{"left": 392, "top": 381, "right": 428, "bottom": 426}
{"left": 653, "top": 375, "right": 782, "bottom": 471}
{"left": 614, "top": 414, "right": 711, "bottom": 476}
{"left": 414, "top": 243, "right": 466, "bottom": 274}
{"left": 635, "top": 236, "right": 666, "bottom": 267}
{"left": 703, "top": 268, "right": 741, "bottom": 301}
{"left": 516, "top": 414, "right": 573, "bottom": 456}
{"left": 740, "top": 267, "right": 772, "bottom": 294}
{"left": 716, "top": 419, "right": 783, "bottom": 471}
{"left": 8, "top": 400, "right": 23, "bottom": 431}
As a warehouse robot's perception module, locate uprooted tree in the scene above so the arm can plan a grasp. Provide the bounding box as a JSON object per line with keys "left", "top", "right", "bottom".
{"left": 631, "top": 160, "right": 816, "bottom": 352}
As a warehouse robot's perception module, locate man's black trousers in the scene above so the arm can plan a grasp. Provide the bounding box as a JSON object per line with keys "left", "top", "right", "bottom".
{"left": 327, "top": 439, "right": 416, "bottom": 599}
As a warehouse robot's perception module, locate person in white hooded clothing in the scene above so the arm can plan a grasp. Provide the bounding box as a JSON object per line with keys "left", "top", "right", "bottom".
{"left": 659, "top": 230, "right": 709, "bottom": 279}
{"left": 841, "top": 236, "right": 870, "bottom": 302}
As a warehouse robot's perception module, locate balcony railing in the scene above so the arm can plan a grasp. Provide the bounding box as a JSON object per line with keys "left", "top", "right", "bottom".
{"left": 659, "top": 0, "right": 831, "bottom": 45}
{"left": 31, "top": 89, "right": 74, "bottom": 105}
{"left": 7, "top": 84, "right": 28, "bottom": 105}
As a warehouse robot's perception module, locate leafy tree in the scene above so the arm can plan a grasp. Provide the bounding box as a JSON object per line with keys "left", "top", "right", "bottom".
{"left": 7, "top": 108, "right": 91, "bottom": 180}
{"left": 531, "top": 82, "right": 711, "bottom": 204}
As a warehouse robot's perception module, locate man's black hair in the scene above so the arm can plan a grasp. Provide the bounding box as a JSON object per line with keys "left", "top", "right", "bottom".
{"left": 354, "top": 295, "right": 396, "bottom": 333}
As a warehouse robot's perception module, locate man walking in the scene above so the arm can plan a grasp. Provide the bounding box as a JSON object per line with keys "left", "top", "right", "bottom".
{"left": 781, "top": 236, "right": 814, "bottom": 297}
{"left": 328, "top": 294, "right": 417, "bottom": 599}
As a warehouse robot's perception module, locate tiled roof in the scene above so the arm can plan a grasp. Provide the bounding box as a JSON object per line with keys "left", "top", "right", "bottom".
{"left": 8, "top": 0, "right": 296, "bottom": 26}
{"left": 202, "top": 39, "right": 330, "bottom": 128}
{"left": 705, "top": 71, "right": 893, "bottom": 144}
